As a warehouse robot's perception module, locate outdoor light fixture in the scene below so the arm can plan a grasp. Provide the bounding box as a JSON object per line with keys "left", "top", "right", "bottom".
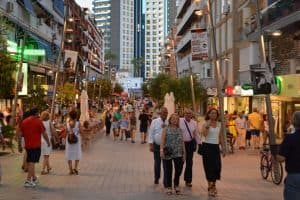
{"left": 66, "top": 38, "right": 73, "bottom": 43}
{"left": 272, "top": 30, "right": 282, "bottom": 37}
{"left": 195, "top": 10, "right": 204, "bottom": 16}
{"left": 68, "top": 17, "right": 74, "bottom": 22}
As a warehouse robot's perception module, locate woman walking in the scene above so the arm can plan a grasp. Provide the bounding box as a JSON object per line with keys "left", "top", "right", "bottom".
{"left": 40, "top": 111, "right": 56, "bottom": 175}
{"left": 139, "top": 109, "right": 149, "bottom": 144}
{"left": 65, "top": 110, "right": 82, "bottom": 175}
{"left": 201, "top": 109, "right": 225, "bottom": 197}
{"left": 129, "top": 111, "right": 137, "bottom": 143}
{"left": 160, "top": 113, "right": 185, "bottom": 195}
{"left": 105, "top": 109, "right": 112, "bottom": 136}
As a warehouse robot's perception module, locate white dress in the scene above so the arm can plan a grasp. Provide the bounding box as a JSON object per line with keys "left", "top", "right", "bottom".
{"left": 65, "top": 121, "right": 82, "bottom": 160}
{"left": 41, "top": 120, "right": 52, "bottom": 155}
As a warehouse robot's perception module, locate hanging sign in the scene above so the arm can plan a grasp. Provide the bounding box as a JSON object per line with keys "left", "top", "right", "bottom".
{"left": 191, "top": 28, "right": 208, "bottom": 60}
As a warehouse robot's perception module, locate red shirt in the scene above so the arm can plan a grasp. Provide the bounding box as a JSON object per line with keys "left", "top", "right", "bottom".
{"left": 20, "top": 116, "right": 45, "bottom": 149}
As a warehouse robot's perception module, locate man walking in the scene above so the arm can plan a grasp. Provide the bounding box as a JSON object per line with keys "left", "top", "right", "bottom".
{"left": 148, "top": 107, "right": 168, "bottom": 185}
{"left": 248, "top": 108, "right": 262, "bottom": 149}
{"left": 179, "top": 108, "right": 201, "bottom": 187}
{"left": 18, "top": 108, "right": 50, "bottom": 187}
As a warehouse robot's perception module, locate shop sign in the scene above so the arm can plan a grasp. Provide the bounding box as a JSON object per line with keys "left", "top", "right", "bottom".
{"left": 225, "top": 86, "right": 234, "bottom": 96}
{"left": 241, "top": 84, "right": 253, "bottom": 90}
{"left": 207, "top": 88, "right": 217, "bottom": 96}
{"left": 241, "top": 88, "right": 254, "bottom": 96}
{"left": 233, "top": 85, "right": 242, "bottom": 95}
{"left": 191, "top": 28, "right": 208, "bottom": 60}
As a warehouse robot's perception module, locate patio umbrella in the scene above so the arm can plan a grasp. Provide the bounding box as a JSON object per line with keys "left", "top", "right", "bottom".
{"left": 80, "top": 90, "right": 89, "bottom": 123}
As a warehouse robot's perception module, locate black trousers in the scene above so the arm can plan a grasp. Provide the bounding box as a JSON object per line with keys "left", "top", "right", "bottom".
{"left": 105, "top": 123, "right": 111, "bottom": 135}
{"left": 184, "top": 141, "right": 194, "bottom": 183}
{"left": 163, "top": 157, "right": 183, "bottom": 188}
{"left": 153, "top": 143, "right": 166, "bottom": 185}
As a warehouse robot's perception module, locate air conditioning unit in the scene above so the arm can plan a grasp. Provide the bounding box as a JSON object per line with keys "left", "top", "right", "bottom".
{"left": 6, "top": 2, "right": 14, "bottom": 13}
{"left": 222, "top": 3, "right": 230, "bottom": 15}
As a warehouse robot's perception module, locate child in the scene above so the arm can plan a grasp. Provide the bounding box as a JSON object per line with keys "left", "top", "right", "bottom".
{"left": 81, "top": 121, "right": 92, "bottom": 149}
{"left": 112, "top": 116, "right": 119, "bottom": 141}
{"left": 120, "top": 113, "right": 129, "bottom": 141}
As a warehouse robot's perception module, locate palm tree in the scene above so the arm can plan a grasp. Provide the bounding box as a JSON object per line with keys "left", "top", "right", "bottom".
{"left": 131, "top": 57, "right": 144, "bottom": 77}
{"left": 104, "top": 49, "right": 117, "bottom": 79}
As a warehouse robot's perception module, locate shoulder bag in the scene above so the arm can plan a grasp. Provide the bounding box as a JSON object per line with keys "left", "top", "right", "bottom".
{"left": 184, "top": 120, "right": 197, "bottom": 152}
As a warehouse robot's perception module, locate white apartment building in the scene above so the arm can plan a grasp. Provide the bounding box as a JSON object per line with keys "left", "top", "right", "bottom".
{"left": 93, "top": 0, "right": 134, "bottom": 76}
{"left": 145, "top": 0, "right": 166, "bottom": 79}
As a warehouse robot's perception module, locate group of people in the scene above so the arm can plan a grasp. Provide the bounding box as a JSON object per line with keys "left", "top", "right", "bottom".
{"left": 0, "top": 105, "right": 101, "bottom": 188}
{"left": 148, "top": 107, "right": 225, "bottom": 197}
{"left": 224, "top": 107, "right": 295, "bottom": 151}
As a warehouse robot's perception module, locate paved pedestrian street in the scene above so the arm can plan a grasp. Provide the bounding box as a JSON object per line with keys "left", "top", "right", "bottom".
{"left": 1, "top": 132, "right": 283, "bottom": 200}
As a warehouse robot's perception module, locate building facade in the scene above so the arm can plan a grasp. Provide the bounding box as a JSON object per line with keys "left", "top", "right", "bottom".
{"left": 0, "top": 0, "right": 64, "bottom": 109}
{"left": 145, "top": 0, "right": 176, "bottom": 79}
{"left": 134, "top": 0, "right": 145, "bottom": 79}
{"left": 93, "top": 0, "right": 112, "bottom": 50}
{"left": 93, "top": 0, "right": 134, "bottom": 76}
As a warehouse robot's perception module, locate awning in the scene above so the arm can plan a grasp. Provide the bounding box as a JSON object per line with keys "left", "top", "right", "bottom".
{"left": 28, "top": 33, "right": 56, "bottom": 62}
{"left": 24, "top": 0, "right": 36, "bottom": 16}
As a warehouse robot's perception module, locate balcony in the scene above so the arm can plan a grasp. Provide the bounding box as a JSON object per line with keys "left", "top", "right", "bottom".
{"left": 247, "top": 1, "right": 300, "bottom": 40}
{"left": 177, "top": 0, "right": 191, "bottom": 19}
{"left": 176, "top": 0, "right": 206, "bottom": 36}
{"left": 176, "top": 31, "right": 192, "bottom": 53}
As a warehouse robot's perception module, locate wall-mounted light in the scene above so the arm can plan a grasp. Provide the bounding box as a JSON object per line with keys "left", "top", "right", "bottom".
{"left": 194, "top": 10, "right": 204, "bottom": 16}
{"left": 271, "top": 30, "right": 282, "bottom": 37}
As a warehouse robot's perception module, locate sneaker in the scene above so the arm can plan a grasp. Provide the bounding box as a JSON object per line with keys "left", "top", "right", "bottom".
{"left": 24, "top": 180, "right": 36, "bottom": 187}
{"left": 32, "top": 177, "right": 38, "bottom": 184}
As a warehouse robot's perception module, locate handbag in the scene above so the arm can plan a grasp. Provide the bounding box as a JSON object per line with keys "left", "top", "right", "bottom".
{"left": 67, "top": 122, "right": 78, "bottom": 144}
{"left": 68, "top": 133, "right": 78, "bottom": 144}
{"left": 184, "top": 120, "right": 197, "bottom": 152}
{"left": 163, "top": 146, "right": 173, "bottom": 157}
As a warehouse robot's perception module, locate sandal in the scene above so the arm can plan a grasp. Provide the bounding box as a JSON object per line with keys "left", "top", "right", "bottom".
{"left": 41, "top": 171, "right": 48, "bottom": 175}
{"left": 166, "top": 188, "right": 172, "bottom": 195}
{"left": 73, "top": 169, "right": 79, "bottom": 175}
{"left": 47, "top": 167, "right": 52, "bottom": 173}
{"left": 174, "top": 187, "right": 181, "bottom": 195}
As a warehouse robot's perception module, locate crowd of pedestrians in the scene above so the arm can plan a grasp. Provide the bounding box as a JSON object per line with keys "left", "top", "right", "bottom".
{"left": 0, "top": 96, "right": 298, "bottom": 199}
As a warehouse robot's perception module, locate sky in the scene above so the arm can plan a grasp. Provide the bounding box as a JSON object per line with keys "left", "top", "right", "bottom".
{"left": 75, "top": 0, "right": 93, "bottom": 10}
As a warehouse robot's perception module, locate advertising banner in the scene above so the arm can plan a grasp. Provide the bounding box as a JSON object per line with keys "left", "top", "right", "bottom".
{"left": 191, "top": 28, "right": 208, "bottom": 60}
{"left": 64, "top": 50, "right": 78, "bottom": 73}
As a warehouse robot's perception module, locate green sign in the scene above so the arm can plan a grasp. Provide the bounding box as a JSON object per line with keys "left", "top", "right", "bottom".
{"left": 241, "top": 84, "right": 253, "bottom": 90}
{"left": 7, "top": 40, "right": 46, "bottom": 56}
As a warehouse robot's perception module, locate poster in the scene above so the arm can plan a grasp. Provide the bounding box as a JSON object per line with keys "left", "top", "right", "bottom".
{"left": 191, "top": 28, "right": 208, "bottom": 60}
{"left": 64, "top": 50, "right": 78, "bottom": 73}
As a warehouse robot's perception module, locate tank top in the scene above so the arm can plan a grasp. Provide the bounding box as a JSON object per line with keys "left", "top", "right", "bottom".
{"left": 203, "top": 122, "right": 221, "bottom": 144}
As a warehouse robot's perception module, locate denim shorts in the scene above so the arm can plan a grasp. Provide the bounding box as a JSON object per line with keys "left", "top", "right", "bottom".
{"left": 251, "top": 129, "right": 260, "bottom": 136}
{"left": 26, "top": 148, "right": 41, "bottom": 163}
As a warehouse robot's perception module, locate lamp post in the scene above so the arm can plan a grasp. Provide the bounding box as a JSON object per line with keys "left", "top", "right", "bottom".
{"left": 206, "top": 0, "right": 228, "bottom": 152}
{"left": 50, "top": 4, "right": 69, "bottom": 121}
{"left": 188, "top": 58, "right": 196, "bottom": 112}
{"left": 254, "top": 0, "right": 277, "bottom": 150}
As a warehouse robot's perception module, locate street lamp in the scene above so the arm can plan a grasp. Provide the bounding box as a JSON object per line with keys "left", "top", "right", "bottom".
{"left": 194, "top": 0, "right": 228, "bottom": 152}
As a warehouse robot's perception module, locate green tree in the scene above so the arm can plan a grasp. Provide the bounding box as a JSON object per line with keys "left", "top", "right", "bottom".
{"left": 148, "top": 73, "right": 173, "bottom": 106}
{"left": 147, "top": 73, "right": 207, "bottom": 109}
{"left": 87, "top": 79, "right": 113, "bottom": 99}
{"left": 131, "top": 57, "right": 144, "bottom": 77}
{"left": 141, "top": 82, "right": 150, "bottom": 96}
{"left": 22, "top": 86, "right": 48, "bottom": 111}
{"left": 104, "top": 49, "right": 117, "bottom": 61}
{"left": 113, "top": 83, "right": 124, "bottom": 94}
{"left": 0, "top": 17, "right": 16, "bottom": 99}
{"left": 57, "top": 83, "right": 78, "bottom": 105}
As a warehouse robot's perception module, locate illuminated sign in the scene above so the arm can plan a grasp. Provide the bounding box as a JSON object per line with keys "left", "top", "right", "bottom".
{"left": 7, "top": 40, "right": 46, "bottom": 56}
